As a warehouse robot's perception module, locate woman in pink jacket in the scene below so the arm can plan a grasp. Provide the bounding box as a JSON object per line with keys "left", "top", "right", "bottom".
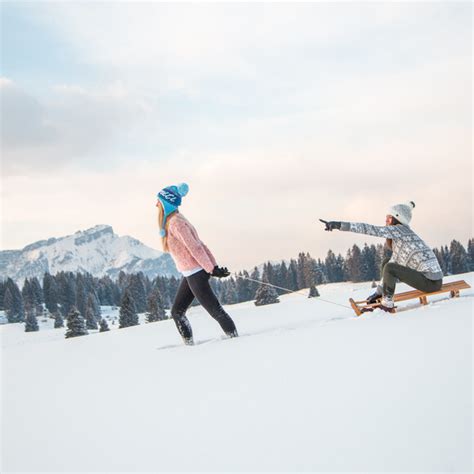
{"left": 156, "top": 183, "right": 238, "bottom": 345}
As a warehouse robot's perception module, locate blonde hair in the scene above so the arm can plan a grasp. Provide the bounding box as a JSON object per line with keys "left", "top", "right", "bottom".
{"left": 157, "top": 202, "right": 177, "bottom": 252}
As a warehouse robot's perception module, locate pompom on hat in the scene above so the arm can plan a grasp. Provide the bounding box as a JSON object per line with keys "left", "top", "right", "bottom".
{"left": 387, "top": 201, "right": 415, "bottom": 226}
{"left": 156, "top": 183, "right": 189, "bottom": 237}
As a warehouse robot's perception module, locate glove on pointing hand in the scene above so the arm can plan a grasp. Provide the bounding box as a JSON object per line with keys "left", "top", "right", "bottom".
{"left": 319, "top": 219, "right": 342, "bottom": 231}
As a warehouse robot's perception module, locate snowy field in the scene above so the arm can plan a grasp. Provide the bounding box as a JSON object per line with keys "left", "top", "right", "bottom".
{"left": 1, "top": 273, "right": 472, "bottom": 472}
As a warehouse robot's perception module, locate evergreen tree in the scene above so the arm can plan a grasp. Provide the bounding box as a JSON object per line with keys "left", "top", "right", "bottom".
{"left": 300, "top": 253, "right": 317, "bottom": 288}
{"left": 449, "top": 240, "right": 469, "bottom": 275}
{"left": 441, "top": 245, "right": 452, "bottom": 275}
{"left": 167, "top": 276, "right": 180, "bottom": 305}
{"left": 35, "top": 301, "right": 44, "bottom": 317}
{"left": 23, "top": 277, "right": 43, "bottom": 316}
{"left": 24, "top": 306, "right": 39, "bottom": 332}
{"left": 30, "top": 277, "right": 43, "bottom": 304}
{"left": 325, "top": 250, "right": 339, "bottom": 282}
{"left": 222, "top": 279, "right": 239, "bottom": 304}
{"left": 254, "top": 281, "right": 280, "bottom": 306}
{"left": 296, "top": 253, "right": 308, "bottom": 289}
{"left": 4, "top": 278, "right": 24, "bottom": 323}
{"left": 58, "top": 273, "right": 77, "bottom": 317}
{"left": 325, "top": 250, "right": 343, "bottom": 282}
{"left": 235, "top": 271, "right": 253, "bottom": 302}
{"left": 53, "top": 310, "right": 64, "bottom": 328}
{"left": 118, "top": 271, "right": 129, "bottom": 292}
{"left": 85, "top": 295, "right": 98, "bottom": 330}
{"left": 152, "top": 276, "right": 170, "bottom": 309}
{"left": 75, "top": 274, "right": 88, "bottom": 317}
{"left": 468, "top": 238, "right": 474, "bottom": 272}
{"left": 143, "top": 274, "right": 153, "bottom": 299}
{"left": 433, "top": 248, "right": 447, "bottom": 275}
{"left": 98, "top": 275, "right": 116, "bottom": 306}
{"left": 112, "top": 281, "right": 122, "bottom": 307}
{"left": 88, "top": 290, "right": 101, "bottom": 321}
{"left": 308, "top": 284, "right": 320, "bottom": 298}
{"left": 262, "top": 263, "right": 276, "bottom": 288}
{"left": 4, "top": 287, "right": 14, "bottom": 321}
{"left": 345, "top": 245, "right": 363, "bottom": 282}
{"left": 273, "top": 262, "right": 287, "bottom": 291}
{"left": 0, "top": 280, "right": 5, "bottom": 310}
{"left": 335, "top": 254, "right": 345, "bottom": 282}
{"left": 119, "top": 290, "right": 139, "bottom": 328}
{"left": 43, "top": 273, "right": 59, "bottom": 314}
{"left": 65, "top": 307, "right": 88, "bottom": 338}
{"left": 22, "top": 279, "right": 35, "bottom": 311}
{"left": 127, "top": 273, "right": 147, "bottom": 313}
{"left": 249, "top": 267, "right": 261, "bottom": 298}
{"left": 146, "top": 286, "right": 166, "bottom": 322}
{"left": 287, "top": 260, "right": 299, "bottom": 291}
{"left": 361, "top": 244, "right": 377, "bottom": 281}
{"left": 314, "top": 259, "right": 328, "bottom": 284}
{"left": 99, "top": 318, "right": 110, "bottom": 332}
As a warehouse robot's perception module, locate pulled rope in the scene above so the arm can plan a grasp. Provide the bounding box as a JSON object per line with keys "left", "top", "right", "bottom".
{"left": 236, "top": 275, "right": 352, "bottom": 310}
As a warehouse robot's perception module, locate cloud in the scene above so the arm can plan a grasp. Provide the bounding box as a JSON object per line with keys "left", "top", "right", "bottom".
{"left": 2, "top": 2, "right": 470, "bottom": 179}
{"left": 19, "top": 2, "right": 470, "bottom": 93}
{"left": 1, "top": 78, "right": 150, "bottom": 175}
{"left": 0, "top": 78, "right": 57, "bottom": 148}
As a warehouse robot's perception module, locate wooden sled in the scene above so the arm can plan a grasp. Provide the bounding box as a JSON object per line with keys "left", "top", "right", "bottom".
{"left": 349, "top": 280, "right": 471, "bottom": 316}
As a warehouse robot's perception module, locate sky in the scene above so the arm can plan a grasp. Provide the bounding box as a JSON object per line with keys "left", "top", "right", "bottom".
{"left": 1, "top": 1, "right": 472, "bottom": 271}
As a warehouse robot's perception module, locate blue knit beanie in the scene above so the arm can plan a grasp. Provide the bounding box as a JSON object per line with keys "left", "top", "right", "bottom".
{"left": 157, "top": 183, "right": 189, "bottom": 237}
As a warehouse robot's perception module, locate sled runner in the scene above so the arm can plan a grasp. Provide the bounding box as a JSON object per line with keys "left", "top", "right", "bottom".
{"left": 349, "top": 280, "right": 471, "bottom": 316}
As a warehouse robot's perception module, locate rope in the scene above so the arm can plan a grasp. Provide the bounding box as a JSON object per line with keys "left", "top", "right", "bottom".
{"left": 235, "top": 275, "right": 352, "bottom": 310}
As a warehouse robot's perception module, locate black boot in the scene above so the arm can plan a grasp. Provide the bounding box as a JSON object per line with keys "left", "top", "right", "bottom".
{"left": 366, "top": 292, "right": 381, "bottom": 304}
{"left": 366, "top": 284, "right": 382, "bottom": 304}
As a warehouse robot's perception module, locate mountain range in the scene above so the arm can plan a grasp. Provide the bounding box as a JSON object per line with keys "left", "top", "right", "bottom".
{"left": 0, "top": 225, "right": 179, "bottom": 282}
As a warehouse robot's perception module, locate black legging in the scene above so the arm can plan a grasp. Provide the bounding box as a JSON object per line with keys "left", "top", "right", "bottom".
{"left": 171, "top": 270, "right": 237, "bottom": 340}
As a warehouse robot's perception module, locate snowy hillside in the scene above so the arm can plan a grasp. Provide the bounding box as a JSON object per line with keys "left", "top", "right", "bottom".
{"left": 0, "top": 224, "right": 178, "bottom": 282}
{"left": 1, "top": 273, "right": 472, "bottom": 472}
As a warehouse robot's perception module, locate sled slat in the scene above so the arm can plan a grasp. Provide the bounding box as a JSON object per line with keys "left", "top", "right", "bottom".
{"left": 350, "top": 280, "right": 471, "bottom": 316}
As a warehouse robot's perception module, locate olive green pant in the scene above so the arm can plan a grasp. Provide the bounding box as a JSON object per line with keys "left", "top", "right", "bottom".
{"left": 381, "top": 257, "right": 442, "bottom": 297}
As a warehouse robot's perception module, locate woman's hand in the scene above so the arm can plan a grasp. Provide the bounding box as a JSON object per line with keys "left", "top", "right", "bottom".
{"left": 319, "top": 219, "right": 341, "bottom": 231}
{"left": 211, "top": 266, "right": 230, "bottom": 278}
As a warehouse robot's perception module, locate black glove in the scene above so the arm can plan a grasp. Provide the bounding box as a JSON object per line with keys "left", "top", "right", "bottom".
{"left": 211, "top": 266, "right": 230, "bottom": 278}
{"left": 319, "top": 219, "right": 341, "bottom": 231}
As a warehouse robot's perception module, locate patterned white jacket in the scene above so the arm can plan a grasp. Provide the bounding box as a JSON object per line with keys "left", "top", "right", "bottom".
{"left": 340, "top": 222, "right": 443, "bottom": 281}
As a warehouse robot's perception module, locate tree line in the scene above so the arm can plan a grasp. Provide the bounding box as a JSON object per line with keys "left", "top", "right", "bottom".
{"left": 0, "top": 238, "right": 472, "bottom": 334}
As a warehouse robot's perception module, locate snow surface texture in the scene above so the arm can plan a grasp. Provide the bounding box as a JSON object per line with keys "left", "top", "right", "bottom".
{"left": 1, "top": 274, "right": 472, "bottom": 472}
{"left": 0, "top": 224, "right": 179, "bottom": 282}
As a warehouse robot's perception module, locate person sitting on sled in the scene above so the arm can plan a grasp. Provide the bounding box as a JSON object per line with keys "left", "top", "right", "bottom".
{"left": 156, "top": 183, "right": 238, "bottom": 345}
{"left": 320, "top": 201, "right": 443, "bottom": 312}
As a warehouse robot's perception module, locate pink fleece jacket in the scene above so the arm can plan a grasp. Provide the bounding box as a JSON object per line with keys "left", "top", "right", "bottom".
{"left": 167, "top": 213, "right": 217, "bottom": 274}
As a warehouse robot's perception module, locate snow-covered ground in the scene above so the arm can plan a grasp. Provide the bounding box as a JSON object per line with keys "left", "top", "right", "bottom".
{"left": 1, "top": 274, "right": 472, "bottom": 472}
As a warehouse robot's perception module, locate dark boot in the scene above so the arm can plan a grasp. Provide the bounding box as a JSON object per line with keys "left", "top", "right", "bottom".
{"left": 366, "top": 292, "right": 381, "bottom": 304}
{"left": 366, "top": 284, "right": 382, "bottom": 304}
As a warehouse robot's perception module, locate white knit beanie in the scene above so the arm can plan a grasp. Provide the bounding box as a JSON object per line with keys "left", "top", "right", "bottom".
{"left": 387, "top": 201, "right": 415, "bottom": 225}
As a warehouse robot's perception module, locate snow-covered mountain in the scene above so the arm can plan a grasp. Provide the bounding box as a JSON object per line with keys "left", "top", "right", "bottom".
{"left": 0, "top": 225, "right": 179, "bottom": 281}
